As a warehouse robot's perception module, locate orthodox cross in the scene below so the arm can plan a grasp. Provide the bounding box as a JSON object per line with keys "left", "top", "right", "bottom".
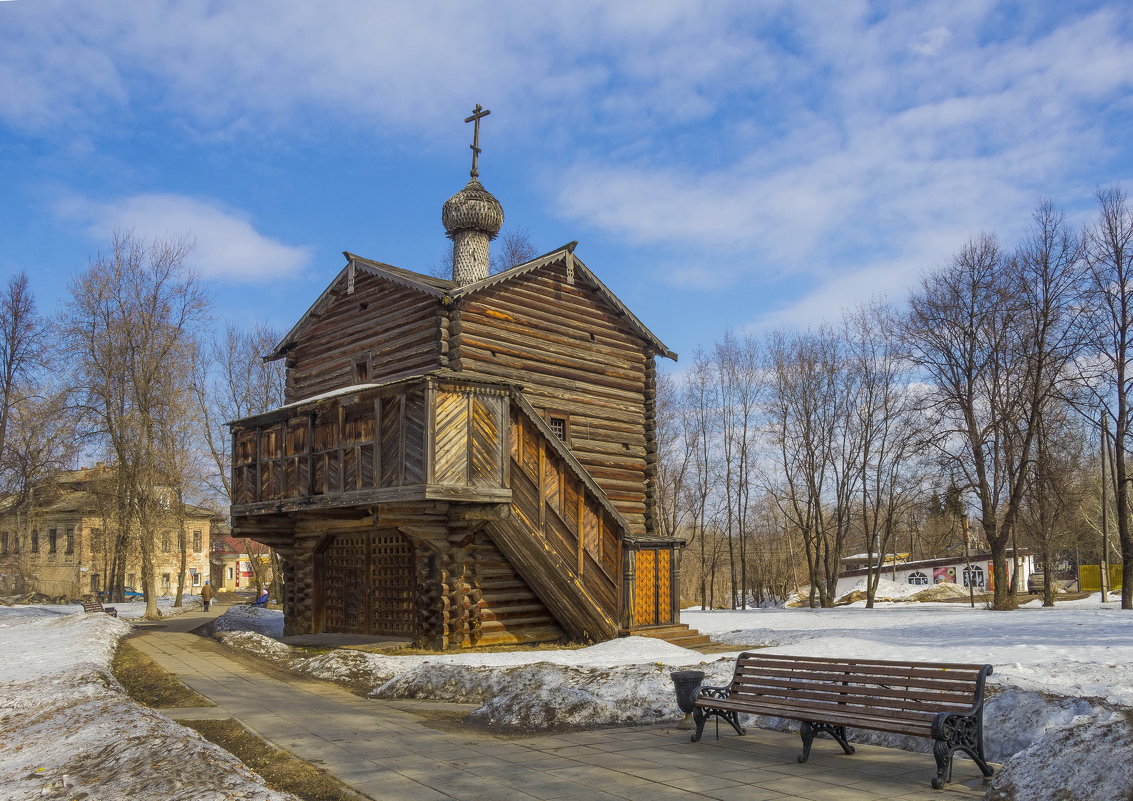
{"left": 464, "top": 103, "right": 491, "bottom": 179}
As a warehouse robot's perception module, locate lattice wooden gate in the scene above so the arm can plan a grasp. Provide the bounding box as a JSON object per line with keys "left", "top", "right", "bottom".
{"left": 632, "top": 546, "right": 674, "bottom": 628}
{"left": 320, "top": 530, "right": 415, "bottom": 636}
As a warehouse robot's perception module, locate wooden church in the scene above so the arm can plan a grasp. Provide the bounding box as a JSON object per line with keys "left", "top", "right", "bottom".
{"left": 230, "top": 107, "right": 699, "bottom": 649}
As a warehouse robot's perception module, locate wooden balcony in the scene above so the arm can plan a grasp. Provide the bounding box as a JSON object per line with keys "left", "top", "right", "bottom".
{"left": 230, "top": 375, "right": 512, "bottom": 515}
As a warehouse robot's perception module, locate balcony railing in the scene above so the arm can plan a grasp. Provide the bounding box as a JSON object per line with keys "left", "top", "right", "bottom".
{"left": 230, "top": 375, "right": 511, "bottom": 514}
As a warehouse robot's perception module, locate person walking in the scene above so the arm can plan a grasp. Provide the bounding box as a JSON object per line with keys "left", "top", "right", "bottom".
{"left": 201, "top": 580, "right": 214, "bottom": 611}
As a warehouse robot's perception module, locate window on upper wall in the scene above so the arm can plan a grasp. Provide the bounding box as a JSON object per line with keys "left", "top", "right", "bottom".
{"left": 30, "top": 531, "right": 39, "bottom": 553}
{"left": 65, "top": 529, "right": 74, "bottom": 555}
{"left": 161, "top": 532, "right": 171, "bottom": 553}
{"left": 353, "top": 356, "right": 369, "bottom": 384}
{"left": 90, "top": 528, "right": 102, "bottom": 553}
{"left": 548, "top": 415, "right": 568, "bottom": 442}
{"left": 192, "top": 530, "right": 202, "bottom": 553}
{"left": 1, "top": 532, "right": 7, "bottom": 555}
{"left": 48, "top": 529, "right": 57, "bottom": 554}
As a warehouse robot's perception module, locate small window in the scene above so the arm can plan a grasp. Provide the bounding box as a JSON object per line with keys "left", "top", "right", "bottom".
{"left": 30, "top": 531, "right": 39, "bottom": 553}
{"left": 192, "top": 530, "right": 202, "bottom": 553}
{"left": 161, "top": 532, "right": 171, "bottom": 553}
{"left": 907, "top": 571, "right": 929, "bottom": 586}
{"left": 161, "top": 573, "right": 171, "bottom": 587}
{"left": 1, "top": 532, "right": 7, "bottom": 555}
{"left": 548, "top": 416, "right": 567, "bottom": 442}
{"left": 227, "top": 566, "right": 234, "bottom": 581}
{"left": 91, "top": 573, "right": 100, "bottom": 593}
{"left": 353, "top": 356, "right": 369, "bottom": 383}
{"left": 962, "top": 564, "right": 986, "bottom": 589}
{"left": 91, "top": 528, "right": 102, "bottom": 553}
{"left": 65, "top": 529, "right": 74, "bottom": 554}
{"left": 48, "top": 529, "right": 57, "bottom": 554}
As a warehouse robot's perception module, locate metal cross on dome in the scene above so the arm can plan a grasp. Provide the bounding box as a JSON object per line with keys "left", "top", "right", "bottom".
{"left": 464, "top": 103, "right": 491, "bottom": 179}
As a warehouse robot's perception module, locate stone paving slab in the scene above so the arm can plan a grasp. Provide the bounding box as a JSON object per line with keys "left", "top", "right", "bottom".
{"left": 130, "top": 611, "right": 990, "bottom": 801}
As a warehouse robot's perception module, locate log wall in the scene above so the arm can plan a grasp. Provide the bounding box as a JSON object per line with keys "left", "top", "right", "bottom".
{"left": 456, "top": 261, "right": 653, "bottom": 535}
{"left": 285, "top": 273, "right": 440, "bottom": 403}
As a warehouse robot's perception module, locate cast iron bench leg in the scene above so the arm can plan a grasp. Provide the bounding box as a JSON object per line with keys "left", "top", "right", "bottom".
{"left": 798, "top": 722, "right": 856, "bottom": 763}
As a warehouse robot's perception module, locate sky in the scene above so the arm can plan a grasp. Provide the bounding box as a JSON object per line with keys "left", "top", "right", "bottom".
{"left": 1, "top": 0, "right": 1131, "bottom": 372}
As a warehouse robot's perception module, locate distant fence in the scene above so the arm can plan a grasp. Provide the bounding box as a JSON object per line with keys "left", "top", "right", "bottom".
{"left": 1079, "top": 564, "right": 1123, "bottom": 592}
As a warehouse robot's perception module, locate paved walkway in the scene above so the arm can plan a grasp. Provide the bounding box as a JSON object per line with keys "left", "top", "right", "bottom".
{"left": 130, "top": 609, "right": 988, "bottom": 801}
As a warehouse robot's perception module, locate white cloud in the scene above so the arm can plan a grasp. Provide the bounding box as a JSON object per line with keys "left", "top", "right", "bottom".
{"left": 56, "top": 193, "right": 312, "bottom": 283}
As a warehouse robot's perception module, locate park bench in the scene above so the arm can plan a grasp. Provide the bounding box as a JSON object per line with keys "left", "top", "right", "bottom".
{"left": 81, "top": 599, "right": 118, "bottom": 618}
{"left": 692, "top": 652, "right": 994, "bottom": 790}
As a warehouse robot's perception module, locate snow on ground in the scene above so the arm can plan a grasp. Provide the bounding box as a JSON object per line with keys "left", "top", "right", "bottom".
{"left": 0, "top": 606, "right": 296, "bottom": 801}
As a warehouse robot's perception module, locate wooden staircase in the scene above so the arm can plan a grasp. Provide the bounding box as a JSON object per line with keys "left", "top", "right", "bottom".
{"left": 481, "top": 395, "right": 627, "bottom": 643}
{"left": 629, "top": 623, "right": 711, "bottom": 648}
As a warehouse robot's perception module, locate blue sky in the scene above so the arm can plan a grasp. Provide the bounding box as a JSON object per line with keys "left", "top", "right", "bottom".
{"left": 2, "top": 0, "right": 1131, "bottom": 371}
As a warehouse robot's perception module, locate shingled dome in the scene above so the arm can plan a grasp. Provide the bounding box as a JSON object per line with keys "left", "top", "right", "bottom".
{"left": 442, "top": 178, "right": 504, "bottom": 240}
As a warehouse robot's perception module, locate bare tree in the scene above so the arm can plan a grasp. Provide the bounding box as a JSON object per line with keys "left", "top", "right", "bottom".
{"left": 0, "top": 273, "right": 47, "bottom": 483}
{"left": 490, "top": 228, "right": 538, "bottom": 274}
{"left": 683, "top": 350, "right": 722, "bottom": 608}
{"left": 714, "top": 331, "right": 761, "bottom": 607}
{"left": 1078, "top": 187, "right": 1133, "bottom": 608}
{"left": 843, "top": 302, "right": 925, "bottom": 607}
{"left": 765, "top": 327, "right": 859, "bottom": 606}
{"left": 192, "top": 323, "right": 285, "bottom": 503}
{"left": 64, "top": 232, "right": 208, "bottom": 618}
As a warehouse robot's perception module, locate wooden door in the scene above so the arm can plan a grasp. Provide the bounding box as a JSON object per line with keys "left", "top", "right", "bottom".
{"left": 321, "top": 531, "right": 415, "bottom": 636}
{"left": 633, "top": 547, "right": 674, "bottom": 627}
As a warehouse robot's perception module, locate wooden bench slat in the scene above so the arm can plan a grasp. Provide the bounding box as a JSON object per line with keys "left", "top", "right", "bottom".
{"left": 728, "top": 686, "right": 972, "bottom": 714}
{"left": 733, "top": 664, "right": 981, "bottom": 695}
{"left": 729, "top": 675, "right": 978, "bottom": 707}
{"left": 738, "top": 652, "right": 989, "bottom": 672}
{"left": 717, "top": 693, "right": 941, "bottom": 725}
{"left": 736, "top": 657, "right": 984, "bottom": 683}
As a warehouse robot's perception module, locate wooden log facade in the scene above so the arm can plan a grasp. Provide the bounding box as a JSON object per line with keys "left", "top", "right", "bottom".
{"left": 232, "top": 245, "right": 684, "bottom": 648}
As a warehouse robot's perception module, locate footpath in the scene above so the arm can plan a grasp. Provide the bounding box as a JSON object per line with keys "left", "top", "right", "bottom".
{"left": 130, "top": 608, "right": 986, "bottom": 801}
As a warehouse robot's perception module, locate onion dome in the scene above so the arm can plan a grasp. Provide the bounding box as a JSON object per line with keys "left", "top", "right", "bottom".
{"left": 442, "top": 179, "right": 504, "bottom": 241}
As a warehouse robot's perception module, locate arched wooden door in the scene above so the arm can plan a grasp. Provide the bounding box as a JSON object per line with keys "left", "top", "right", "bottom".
{"left": 319, "top": 530, "right": 416, "bottom": 636}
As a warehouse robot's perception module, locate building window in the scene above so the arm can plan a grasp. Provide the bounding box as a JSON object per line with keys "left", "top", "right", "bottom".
{"left": 548, "top": 416, "right": 567, "bottom": 441}
{"left": 192, "top": 530, "right": 202, "bottom": 553}
{"left": 91, "top": 573, "right": 100, "bottom": 593}
{"left": 227, "top": 566, "right": 234, "bottom": 581}
{"left": 353, "top": 356, "right": 369, "bottom": 383}
{"left": 91, "top": 528, "right": 102, "bottom": 553}
{"left": 30, "top": 531, "right": 39, "bottom": 553}
{"left": 161, "top": 532, "right": 171, "bottom": 553}
{"left": 962, "top": 564, "right": 986, "bottom": 589}
{"left": 161, "top": 573, "right": 171, "bottom": 589}
{"left": 48, "top": 529, "right": 57, "bottom": 554}
{"left": 65, "top": 529, "right": 74, "bottom": 555}
{"left": 1, "top": 532, "right": 7, "bottom": 555}
{"left": 907, "top": 571, "right": 929, "bottom": 586}
{"left": 192, "top": 572, "right": 201, "bottom": 586}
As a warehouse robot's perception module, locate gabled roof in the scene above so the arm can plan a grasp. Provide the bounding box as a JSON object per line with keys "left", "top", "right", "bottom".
{"left": 268, "top": 243, "right": 676, "bottom": 361}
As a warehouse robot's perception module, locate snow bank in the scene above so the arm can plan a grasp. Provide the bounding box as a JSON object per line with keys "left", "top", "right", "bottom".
{"left": 0, "top": 608, "right": 297, "bottom": 801}
{"left": 201, "top": 605, "right": 284, "bottom": 638}
{"left": 377, "top": 659, "right": 737, "bottom": 732}
{"left": 987, "top": 713, "right": 1133, "bottom": 801}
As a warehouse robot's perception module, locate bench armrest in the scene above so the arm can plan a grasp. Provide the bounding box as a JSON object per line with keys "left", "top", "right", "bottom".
{"left": 695, "top": 685, "right": 731, "bottom": 703}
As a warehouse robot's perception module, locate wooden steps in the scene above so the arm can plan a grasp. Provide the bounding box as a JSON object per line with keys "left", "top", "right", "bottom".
{"left": 627, "top": 623, "right": 712, "bottom": 649}
{"left": 471, "top": 534, "right": 564, "bottom": 647}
